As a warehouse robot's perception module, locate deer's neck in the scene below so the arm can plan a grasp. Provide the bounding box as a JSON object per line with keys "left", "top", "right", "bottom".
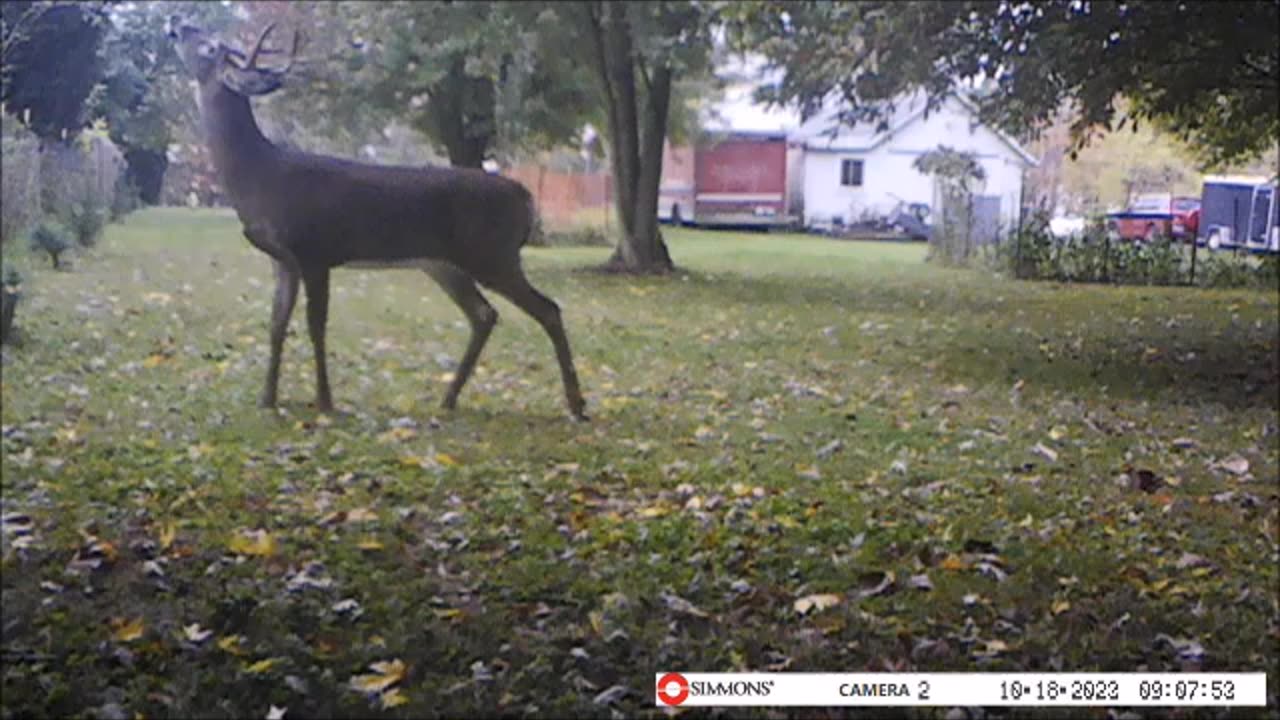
{"left": 201, "top": 87, "right": 277, "bottom": 195}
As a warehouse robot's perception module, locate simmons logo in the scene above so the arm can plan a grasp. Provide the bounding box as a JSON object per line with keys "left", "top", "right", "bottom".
{"left": 656, "top": 673, "right": 775, "bottom": 706}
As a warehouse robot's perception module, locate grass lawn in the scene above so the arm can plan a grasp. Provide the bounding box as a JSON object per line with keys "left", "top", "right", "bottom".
{"left": 2, "top": 207, "right": 1277, "bottom": 718}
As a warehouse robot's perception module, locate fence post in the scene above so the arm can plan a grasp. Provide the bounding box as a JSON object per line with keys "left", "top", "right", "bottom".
{"left": 1188, "top": 234, "right": 1198, "bottom": 286}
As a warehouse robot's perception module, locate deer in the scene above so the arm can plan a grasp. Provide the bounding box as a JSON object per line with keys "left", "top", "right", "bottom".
{"left": 168, "top": 19, "right": 586, "bottom": 420}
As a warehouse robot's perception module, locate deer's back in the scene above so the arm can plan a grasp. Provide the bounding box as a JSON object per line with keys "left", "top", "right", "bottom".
{"left": 261, "top": 151, "right": 533, "bottom": 272}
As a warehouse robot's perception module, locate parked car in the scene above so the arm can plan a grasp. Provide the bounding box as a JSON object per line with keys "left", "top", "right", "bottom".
{"left": 1105, "top": 193, "right": 1200, "bottom": 242}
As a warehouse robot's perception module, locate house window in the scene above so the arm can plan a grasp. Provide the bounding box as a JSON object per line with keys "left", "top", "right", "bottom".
{"left": 840, "top": 159, "right": 863, "bottom": 187}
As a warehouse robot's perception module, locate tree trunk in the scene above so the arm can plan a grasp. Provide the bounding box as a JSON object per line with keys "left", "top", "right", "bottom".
{"left": 430, "top": 56, "right": 493, "bottom": 170}
{"left": 587, "top": 2, "right": 674, "bottom": 274}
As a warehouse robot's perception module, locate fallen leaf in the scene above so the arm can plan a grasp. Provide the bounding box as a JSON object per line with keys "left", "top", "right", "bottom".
{"left": 660, "top": 592, "right": 709, "bottom": 618}
{"left": 350, "top": 659, "right": 406, "bottom": 694}
{"left": 111, "top": 617, "right": 145, "bottom": 643}
{"left": 1031, "top": 443, "right": 1059, "bottom": 462}
{"left": 218, "top": 635, "right": 247, "bottom": 656}
{"left": 228, "top": 529, "right": 276, "bottom": 557}
{"left": 1051, "top": 600, "right": 1071, "bottom": 615}
{"left": 908, "top": 574, "right": 934, "bottom": 591}
{"left": 435, "top": 452, "right": 460, "bottom": 467}
{"left": 183, "top": 623, "right": 213, "bottom": 643}
{"left": 856, "top": 570, "right": 896, "bottom": 598}
{"left": 158, "top": 523, "right": 177, "bottom": 551}
{"left": 379, "top": 689, "right": 408, "bottom": 709}
{"left": 1218, "top": 455, "right": 1249, "bottom": 476}
{"left": 266, "top": 706, "right": 287, "bottom": 720}
{"left": 245, "top": 658, "right": 278, "bottom": 674}
{"left": 794, "top": 593, "right": 842, "bottom": 615}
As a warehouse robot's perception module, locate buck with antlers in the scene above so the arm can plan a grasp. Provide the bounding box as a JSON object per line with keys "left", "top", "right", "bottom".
{"left": 168, "top": 20, "right": 586, "bottom": 420}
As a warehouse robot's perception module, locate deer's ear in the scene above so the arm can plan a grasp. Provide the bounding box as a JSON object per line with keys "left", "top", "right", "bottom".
{"left": 219, "top": 65, "right": 284, "bottom": 97}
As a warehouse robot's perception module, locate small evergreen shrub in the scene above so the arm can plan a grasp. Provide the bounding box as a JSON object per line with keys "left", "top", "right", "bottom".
{"left": 29, "top": 222, "right": 72, "bottom": 269}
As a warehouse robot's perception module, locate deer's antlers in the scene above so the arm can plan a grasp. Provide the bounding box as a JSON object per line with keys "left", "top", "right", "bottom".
{"left": 227, "top": 22, "right": 301, "bottom": 73}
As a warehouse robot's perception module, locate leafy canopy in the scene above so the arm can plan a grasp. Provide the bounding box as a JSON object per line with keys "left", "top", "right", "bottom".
{"left": 730, "top": 0, "right": 1279, "bottom": 167}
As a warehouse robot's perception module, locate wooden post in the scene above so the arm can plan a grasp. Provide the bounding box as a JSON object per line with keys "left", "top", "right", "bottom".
{"left": 1188, "top": 232, "right": 1198, "bottom": 286}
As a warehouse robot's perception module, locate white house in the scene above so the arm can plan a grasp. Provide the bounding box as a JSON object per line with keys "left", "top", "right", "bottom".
{"left": 792, "top": 92, "right": 1037, "bottom": 237}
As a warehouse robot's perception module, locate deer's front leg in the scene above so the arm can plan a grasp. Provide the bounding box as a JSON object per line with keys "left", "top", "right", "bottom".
{"left": 261, "top": 260, "right": 299, "bottom": 408}
{"left": 301, "top": 267, "right": 333, "bottom": 412}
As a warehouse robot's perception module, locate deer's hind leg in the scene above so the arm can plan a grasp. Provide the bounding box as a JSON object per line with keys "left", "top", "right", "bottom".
{"left": 424, "top": 262, "right": 498, "bottom": 410}
{"left": 480, "top": 270, "right": 586, "bottom": 421}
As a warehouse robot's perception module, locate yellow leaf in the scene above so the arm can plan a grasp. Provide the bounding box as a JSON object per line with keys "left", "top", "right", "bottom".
{"left": 143, "top": 354, "right": 169, "bottom": 369}
{"left": 345, "top": 507, "right": 378, "bottom": 523}
{"left": 158, "top": 523, "right": 177, "bottom": 551}
{"left": 399, "top": 454, "right": 426, "bottom": 468}
{"left": 1051, "top": 600, "right": 1071, "bottom": 616}
{"left": 228, "top": 529, "right": 276, "bottom": 557}
{"left": 940, "top": 555, "right": 969, "bottom": 571}
{"left": 218, "top": 635, "right": 247, "bottom": 655}
{"left": 731, "top": 483, "right": 751, "bottom": 497}
{"left": 432, "top": 608, "right": 463, "bottom": 621}
{"left": 637, "top": 505, "right": 669, "bottom": 519}
{"left": 793, "top": 593, "right": 842, "bottom": 615}
{"left": 378, "top": 427, "right": 417, "bottom": 443}
{"left": 357, "top": 537, "right": 384, "bottom": 551}
{"left": 435, "top": 452, "right": 460, "bottom": 467}
{"left": 588, "top": 610, "right": 604, "bottom": 636}
{"left": 380, "top": 689, "right": 409, "bottom": 709}
{"left": 245, "top": 658, "right": 278, "bottom": 674}
{"left": 350, "top": 659, "right": 406, "bottom": 694}
{"left": 1048, "top": 425, "right": 1068, "bottom": 441}
{"left": 112, "top": 617, "right": 145, "bottom": 643}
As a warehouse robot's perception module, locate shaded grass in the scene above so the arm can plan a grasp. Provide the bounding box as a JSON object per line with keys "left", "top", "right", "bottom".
{"left": 2, "top": 207, "right": 1277, "bottom": 719}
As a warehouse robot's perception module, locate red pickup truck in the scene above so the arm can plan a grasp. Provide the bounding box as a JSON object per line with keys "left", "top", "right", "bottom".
{"left": 1106, "top": 195, "right": 1200, "bottom": 242}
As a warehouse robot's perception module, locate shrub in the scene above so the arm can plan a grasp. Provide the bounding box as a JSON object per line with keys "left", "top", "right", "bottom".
{"left": 28, "top": 222, "right": 72, "bottom": 269}
{"left": 525, "top": 214, "right": 548, "bottom": 247}
{"left": 1197, "top": 252, "right": 1257, "bottom": 289}
{"left": 543, "top": 226, "right": 612, "bottom": 247}
{"left": 1, "top": 267, "right": 20, "bottom": 345}
{"left": 110, "top": 176, "right": 142, "bottom": 222}
{"left": 63, "top": 200, "right": 107, "bottom": 247}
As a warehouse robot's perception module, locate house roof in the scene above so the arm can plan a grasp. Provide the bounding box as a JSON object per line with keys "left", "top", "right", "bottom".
{"left": 790, "top": 91, "right": 1038, "bottom": 167}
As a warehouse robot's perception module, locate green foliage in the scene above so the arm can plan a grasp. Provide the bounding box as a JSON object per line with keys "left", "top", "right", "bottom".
{"left": 62, "top": 199, "right": 106, "bottom": 248}
{"left": 0, "top": 265, "right": 20, "bottom": 344}
{"left": 1, "top": 1, "right": 109, "bottom": 140}
{"left": 27, "top": 220, "right": 71, "bottom": 269}
{"left": 544, "top": 226, "right": 613, "bottom": 248}
{"left": 287, "top": 2, "right": 597, "bottom": 167}
{"left": 109, "top": 175, "right": 141, "bottom": 221}
{"left": 1001, "top": 210, "right": 1276, "bottom": 288}
{"left": 731, "top": 1, "right": 1279, "bottom": 167}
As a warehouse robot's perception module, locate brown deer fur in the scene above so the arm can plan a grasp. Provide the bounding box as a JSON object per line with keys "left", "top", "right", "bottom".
{"left": 170, "top": 21, "right": 585, "bottom": 419}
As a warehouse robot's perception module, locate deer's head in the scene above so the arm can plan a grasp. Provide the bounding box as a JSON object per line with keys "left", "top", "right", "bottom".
{"left": 168, "top": 18, "right": 299, "bottom": 98}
